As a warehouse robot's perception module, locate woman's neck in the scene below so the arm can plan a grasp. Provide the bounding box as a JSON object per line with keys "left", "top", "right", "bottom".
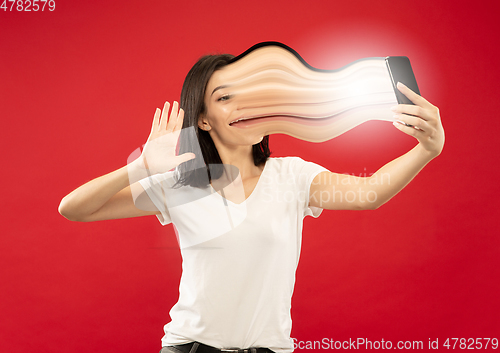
{"left": 214, "top": 143, "right": 262, "bottom": 181}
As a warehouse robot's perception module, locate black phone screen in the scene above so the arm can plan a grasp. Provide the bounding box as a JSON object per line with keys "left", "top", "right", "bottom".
{"left": 385, "top": 56, "right": 420, "bottom": 105}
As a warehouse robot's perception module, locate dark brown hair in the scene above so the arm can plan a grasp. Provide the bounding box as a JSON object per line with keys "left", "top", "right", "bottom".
{"left": 175, "top": 54, "right": 271, "bottom": 188}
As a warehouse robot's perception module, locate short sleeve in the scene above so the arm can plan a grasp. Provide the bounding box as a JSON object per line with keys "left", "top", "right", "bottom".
{"left": 290, "top": 157, "right": 329, "bottom": 218}
{"left": 138, "top": 172, "right": 175, "bottom": 226}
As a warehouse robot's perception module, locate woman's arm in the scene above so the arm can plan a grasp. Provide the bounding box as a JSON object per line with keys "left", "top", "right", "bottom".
{"left": 58, "top": 161, "right": 156, "bottom": 222}
{"left": 309, "top": 82, "right": 445, "bottom": 210}
{"left": 58, "top": 101, "right": 194, "bottom": 222}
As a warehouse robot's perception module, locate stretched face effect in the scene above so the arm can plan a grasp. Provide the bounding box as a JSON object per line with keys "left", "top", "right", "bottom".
{"left": 201, "top": 44, "right": 399, "bottom": 143}
{"left": 200, "top": 69, "right": 265, "bottom": 148}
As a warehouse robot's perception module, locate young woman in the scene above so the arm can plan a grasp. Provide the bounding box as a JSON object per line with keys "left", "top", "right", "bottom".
{"left": 59, "top": 53, "right": 444, "bottom": 353}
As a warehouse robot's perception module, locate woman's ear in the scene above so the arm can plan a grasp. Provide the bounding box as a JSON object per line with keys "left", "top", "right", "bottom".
{"left": 198, "top": 115, "right": 211, "bottom": 131}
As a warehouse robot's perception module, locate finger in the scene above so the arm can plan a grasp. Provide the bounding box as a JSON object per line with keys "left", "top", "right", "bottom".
{"left": 166, "top": 101, "right": 179, "bottom": 133}
{"left": 392, "top": 119, "right": 427, "bottom": 137}
{"left": 391, "top": 103, "right": 434, "bottom": 121}
{"left": 160, "top": 101, "right": 171, "bottom": 131}
{"left": 175, "top": 152, "right": 196, "bottom": 165}
{"left": 393, "top": 114, "right": 428, "bottom": 132}
{"left": 396, "top": 82, "right": 432, "bottom": 108}
{"left": 151, "top": 108, "right": 161, "bottom": 133}
{"left": 174, "top": 108, "right": 185, "bottom": 132}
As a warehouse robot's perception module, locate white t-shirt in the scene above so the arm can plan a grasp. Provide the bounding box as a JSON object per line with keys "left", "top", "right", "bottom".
{"left": 138, "top": 157, "right": 328, "bottom": 352}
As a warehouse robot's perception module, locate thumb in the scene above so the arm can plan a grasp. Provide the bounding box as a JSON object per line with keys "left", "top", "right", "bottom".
{"left": 175, "top": 152, "right": 196, "bottom": 165}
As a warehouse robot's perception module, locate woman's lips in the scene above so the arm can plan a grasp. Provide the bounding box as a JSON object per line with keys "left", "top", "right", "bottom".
{"left": 229, "top": 115, "right": 328, "bottom": 128}
{"left": 229, "top": 115, "right": 288, "bottom": 128}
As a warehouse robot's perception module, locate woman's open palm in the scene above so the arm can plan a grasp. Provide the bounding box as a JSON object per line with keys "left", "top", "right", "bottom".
{"left": 391, "top": 82, "right": 445, "bottom": 157}
{"left": 139, "top": 101, "right": 195, "bottom": 174}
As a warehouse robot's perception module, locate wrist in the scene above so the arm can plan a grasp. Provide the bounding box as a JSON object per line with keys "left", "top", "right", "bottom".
{"left": 415, "top": 143, "right": 440, "bottom": 161}
{"left": 126, "top": 157, "right": 150, "bottom": 184}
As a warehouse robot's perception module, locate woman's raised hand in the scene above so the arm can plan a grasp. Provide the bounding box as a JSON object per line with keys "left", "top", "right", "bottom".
{"left": 137, "top": 101, "right": 195, "bottom": 174}
{"left": 391, "top": 82, "right": 445, "bottom": 158}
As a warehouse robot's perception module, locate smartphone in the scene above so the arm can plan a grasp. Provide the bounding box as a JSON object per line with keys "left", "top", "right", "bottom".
{"left": 385, "top": 56, "right": 420, "bottom": 105}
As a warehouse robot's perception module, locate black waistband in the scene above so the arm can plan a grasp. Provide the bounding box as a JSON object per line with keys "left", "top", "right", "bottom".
{"left": 168, "top": 342, "right": 274, "bottom": 353}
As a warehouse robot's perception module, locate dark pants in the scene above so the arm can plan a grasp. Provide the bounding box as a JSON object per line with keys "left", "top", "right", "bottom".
{"left": 160, "top": 343, "right": 263, "bottom": 353}
{"left": 160, "top": 346, "right": 190, "bottom": 353}
{"left": 160, "top": 347, "right": 185, "bottom": 353}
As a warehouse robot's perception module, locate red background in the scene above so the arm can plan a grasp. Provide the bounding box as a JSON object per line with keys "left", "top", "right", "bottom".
{"left": 1, "top": 0, "right": 499, "bottom": 352}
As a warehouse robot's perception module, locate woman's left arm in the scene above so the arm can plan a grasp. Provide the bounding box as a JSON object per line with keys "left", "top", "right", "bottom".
{"left": 309, "top": 82, "right": 445, "bottom": 210}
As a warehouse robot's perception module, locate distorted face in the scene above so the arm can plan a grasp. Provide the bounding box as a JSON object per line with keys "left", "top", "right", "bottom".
{"left": 199, "top": 69, "right": 264, "bottom": 148}
{"left": 196, "top": 44, "right": 399, "bottom": 144}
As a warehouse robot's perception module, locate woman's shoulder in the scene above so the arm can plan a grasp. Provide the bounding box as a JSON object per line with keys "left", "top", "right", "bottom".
{"left": 265, "top": 156, "right": 327, "bottom": 176}
{"left": 267, "top": 156, "right": 307, "bottom": 163}
{"left": 139, "top": 170, "right": 177, "bottom": 187}
{"left": 265, "top": 156, "right": 310, "bottom": 173}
